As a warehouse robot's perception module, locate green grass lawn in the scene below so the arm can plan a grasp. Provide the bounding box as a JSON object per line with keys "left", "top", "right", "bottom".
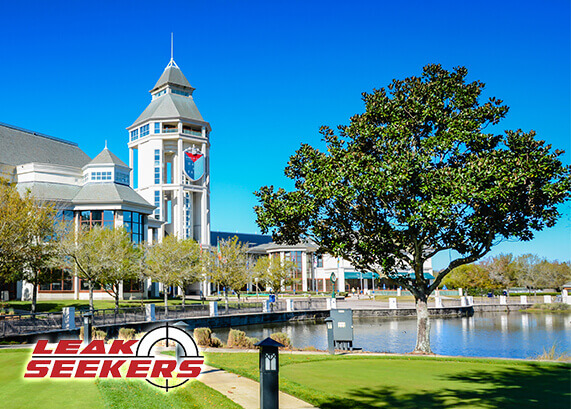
{"left": 2, "top": 299, "right": 204, "bottom": 313}
{"left": 204, "top": 352, "right": 570, "bottom": 409}
{"left": 0, "top": 349, "right": 241, "bottom": 409}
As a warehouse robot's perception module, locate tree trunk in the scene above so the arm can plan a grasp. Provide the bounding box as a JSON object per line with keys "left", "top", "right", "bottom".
{"left": 31, "top": 271, "right": 38, "bottom": 317}
{"left": 164, "top": 284, "right": 168, "bottom": 318}
{"left": 115, "top": 289, "right": 120, "bottom": 314}
{"left": 181, "top": 286, "right": 186, "bottom": 307}
{"left": 89, "top": 281, "right": 94, "bottom": 313}
{"left": 225, "top": 289, "right": 229, "bottom": 313}
{"left": 413, "top": 296, "right": 432, "bottom": 354}
{"left": 140, "top": 279, "right": 145, "bottom": 307}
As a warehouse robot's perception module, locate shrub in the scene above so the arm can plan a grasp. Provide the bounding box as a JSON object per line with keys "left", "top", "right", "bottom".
{"left": 118, "top": 328, "right": 136, "bottom": 340}
{"left": 534, "top": 343, "right": 570, "bottom": 361}
{"left": 79, "top": 326, "right": 106, "bottom": 341}
{"left": 270, "top": 332, "right": 291, "bottom": 348}
{"left": 94, "top": 329, "right": 107, "bottom": 340}
{"left": 194, "top": 327, "right": 213, "bottom": 346}
{"left": 303, "top": 346, "right": 318, "bottom": 351}
{"left": 193, "top": 327, "right": 224, "bottom": 348}
{"left": 227, "top": 329, "right": 257, "bottom": 349}
{"left": 210, "top": 335, "right": 223, "bottom": 348}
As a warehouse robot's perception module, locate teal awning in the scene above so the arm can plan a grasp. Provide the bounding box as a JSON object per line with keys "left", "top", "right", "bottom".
{"left": 344, "top": 272, "right": 380, "bottom": 279}
{"left": 392, "top": 271, "right": 435, "bottom": 280}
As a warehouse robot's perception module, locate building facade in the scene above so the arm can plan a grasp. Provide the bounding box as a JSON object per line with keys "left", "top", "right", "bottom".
{"left": 0, "top": 122, "right": 156, "bottom": 301}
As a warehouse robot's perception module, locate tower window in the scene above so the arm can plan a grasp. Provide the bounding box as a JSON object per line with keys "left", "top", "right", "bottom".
{"left": 154, "top": 122, "right": 160, "bottom": 134}
{"left": 130, "top": 129, "right": 138, "bottom": 141}
{"left": 140, "top": 124, "right": 149, "bottom": 137}
{"left": 154, "top": 191, "right": 161, "bottom": 218}
{"left": 154, "top": 149, "right": 161, "bottom": 184}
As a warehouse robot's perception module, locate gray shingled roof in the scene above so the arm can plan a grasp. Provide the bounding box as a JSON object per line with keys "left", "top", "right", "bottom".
{"left": 152, "top": 63, "right": 194, "bottom": 92}
{"left": 89, "top": 148, "right": 128, "bottom": 167}
{"left": 0, "top": 123, "right": 91, "bottom": 168}
{"left": 72, "top": 183, "right": 154, "bottom": 210}
{"left": 17, "top": 182, "right": 81, "bottom": 203}
{"left": 130, "top": 93, "right": 204, "bottom": 128}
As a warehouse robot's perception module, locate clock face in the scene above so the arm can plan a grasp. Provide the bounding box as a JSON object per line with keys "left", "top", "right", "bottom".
{"left": 330, "top": 272, "right": 337, "bottom": 283}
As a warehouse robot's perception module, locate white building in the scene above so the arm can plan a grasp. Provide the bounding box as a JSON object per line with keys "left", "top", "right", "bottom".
{"left": 0, "top": 122, "right": 157, "bottom": 301}
{"left": 127, "top": 58, "right": 211, "bottom": 247}
{"left": 248, "top": 241, "right": 434, "bottom": 294}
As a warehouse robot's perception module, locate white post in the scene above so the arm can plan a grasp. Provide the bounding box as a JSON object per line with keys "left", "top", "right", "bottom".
{"left": 520, "top": 295, "right": 528, "bottom": 304}
{"left": 435, "top": 297, "right": 443, "bottom": 308}
{"left": 467, "top": 296, "right": 474, "bottom": 306}
{"left": 209, "top": 301, "right": 218, "bottom": 317}
{"left": 286, "top": 299, "right": 294, "bottom": 312}
{"left": 460, "top": 296, "right": 467, "bottom": 307}
{"left": 389, "top": 298, "right": 397, "bottom": 309}
{"left": 543, "top": 295, "right": 552, "bottom": 304}
{"left": 62, "top": 307, "right": 75, "bottom": 330}
{"left": 500, "top": 295, "right": 507, "bottom": 305}
{"left": 397, "top": 288, "right": 402, "bottom": 297}
{"left": 562, "top": 289, "right": 570, "bottom": 305}
{"left": 145, "top": 304, "right": 156, "bottom": 321}
{"left": 458, "top": 288, "right": 463, "bottom": 297}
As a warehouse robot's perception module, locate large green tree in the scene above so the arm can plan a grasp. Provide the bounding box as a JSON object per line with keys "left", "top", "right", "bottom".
{"left": 252, "top": 256, "right": 296, "bottom": 295}
{"left": 58, "top": 225, "right": 140, "bottom": 313}
{"left": 92, "top": 227, "right": 142, "bottom": 312}
{"left": 144, "top": 236, "right": 202, "bottom": 314}
{"left": 255, "top": 64, "right": 571, "bottom": 354}
{"left": 207, "top": 236, "right": 249, "bottom": 312}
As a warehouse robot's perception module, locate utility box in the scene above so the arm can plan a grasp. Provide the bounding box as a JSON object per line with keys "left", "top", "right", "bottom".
{"left": 329, "top": 308, "right": 354, "bottom": 351}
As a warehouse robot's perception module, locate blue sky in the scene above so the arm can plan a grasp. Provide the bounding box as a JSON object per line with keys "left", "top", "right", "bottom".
{"left": 0, "top": 0, "right": 569, "bottom": 270}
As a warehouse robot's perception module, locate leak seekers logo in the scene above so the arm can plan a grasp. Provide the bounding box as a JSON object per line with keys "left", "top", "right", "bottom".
{"left": 24, "top": 323, "right": 203, "bottom": 392}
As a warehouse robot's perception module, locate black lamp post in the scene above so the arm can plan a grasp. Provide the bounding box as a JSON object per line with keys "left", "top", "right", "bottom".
{"left": 255, "top": 337, "right": 284, "bottom": 409}
{"left": 82, "top": 312, "right": 93, "bottom": 345}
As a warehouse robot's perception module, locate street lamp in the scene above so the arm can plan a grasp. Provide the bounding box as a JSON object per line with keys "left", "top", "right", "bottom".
{"left": 255, "top": 337, "right": 285, "bottom": 409}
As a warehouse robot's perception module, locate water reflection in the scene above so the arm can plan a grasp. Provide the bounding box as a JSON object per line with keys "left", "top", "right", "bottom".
{"left": 211, "top": 311, "right": 571, "bottom": 359}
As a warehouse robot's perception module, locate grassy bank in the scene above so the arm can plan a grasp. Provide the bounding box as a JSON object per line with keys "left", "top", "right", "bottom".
{"left": 1, "top": 299, "right": 203, "bottom": 313}
{"left": 204, "top": 352, "right": 570, "bottom": 409}
{"left": 524, "top": 303, "right": 570, "bottom": 312}
{"left": 0, "top": 349, "right": 240, "bottom": 409}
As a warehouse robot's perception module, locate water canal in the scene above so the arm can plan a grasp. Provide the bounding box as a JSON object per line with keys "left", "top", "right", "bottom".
{"left": 210, "top": 311, "right": 570, "bottom": 359}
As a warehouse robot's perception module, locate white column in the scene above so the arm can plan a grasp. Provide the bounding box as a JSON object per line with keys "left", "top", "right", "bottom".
{"left": 389, "top": 298, "right": 397, "bottom": 309}
{"left": 201, "top": 141, "right": 208, "bottom": 245}
{"left": 301, "top": 252, "right": 308, "bottom": 292}
{"left": 129, "top": 147, "right": 134, "bottom": 188}
{"left": 177, "top": 139, "right": 183, "bottom": 185}
{"left": 178, "top": 187, "right": 184, "bottom": 239}
{"left": 62, "top": 307, "right": 75, "bottom": 330}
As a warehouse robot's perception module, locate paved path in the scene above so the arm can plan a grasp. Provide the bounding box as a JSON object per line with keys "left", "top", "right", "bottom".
{"left": 198, "top": 364, "right": 316, "bottom": 409}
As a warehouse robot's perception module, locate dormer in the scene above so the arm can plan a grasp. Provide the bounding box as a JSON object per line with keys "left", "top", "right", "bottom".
{"left": 82, "top": 147, "right": 130, "bottom": 186}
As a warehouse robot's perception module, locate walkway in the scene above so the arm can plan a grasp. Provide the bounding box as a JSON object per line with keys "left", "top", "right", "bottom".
{"left": 199, "top": 364, "right": 316, "bottom": 409}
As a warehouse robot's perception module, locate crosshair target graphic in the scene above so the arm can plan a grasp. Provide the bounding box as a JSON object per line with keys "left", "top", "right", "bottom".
{"left": 135, "top": 322, "right": 203, "bottom": 391}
